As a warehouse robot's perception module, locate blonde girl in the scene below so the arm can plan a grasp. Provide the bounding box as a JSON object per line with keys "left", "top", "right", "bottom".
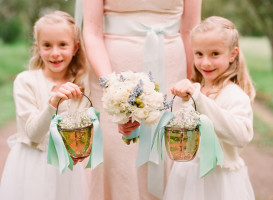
{"left": 164, "top": 16, "right": 255, "bottom": 200}
{"left": 0, "top": 11, "right": 90, "bottom": 200}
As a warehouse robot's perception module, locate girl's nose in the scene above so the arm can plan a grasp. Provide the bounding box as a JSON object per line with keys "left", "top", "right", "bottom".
{"left": 202, "top": 56, "right": 211, "bottom": 67}
{"left": 51, "top": 46, "right": 60, "bottom": 57}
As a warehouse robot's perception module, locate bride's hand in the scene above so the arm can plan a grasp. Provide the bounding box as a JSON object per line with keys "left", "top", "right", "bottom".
{"left": 118, "top": 120, "right": 140, "bottom": 135}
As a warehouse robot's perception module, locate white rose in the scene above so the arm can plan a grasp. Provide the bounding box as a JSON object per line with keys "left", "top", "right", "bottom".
{"left": 133, "top": 108, "right": 149, "bottom": 121}
{"left": 112, "top": 113, "right": 130, "bottom": 124}
{"left": 144, "top": 111, "right": 161, "bottom": 125}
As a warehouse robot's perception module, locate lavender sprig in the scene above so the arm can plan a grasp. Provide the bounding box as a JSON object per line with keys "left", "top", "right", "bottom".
{"left": 160, "top": 95, "right": 174, "bottom": 111}
{"left": 119, "top": 74, "right": 126, "bottom": 82}
{"left": 148, "top": 71, "right": 153, "bottom": 82}
{"left": 99, "top": 77, "right": 108, "bottom": 88}
{"left": 128, "top": 96, "right": 136, "bottom": 105}
{"left": 128, "top": 80, "right": 143, "bottom": 105}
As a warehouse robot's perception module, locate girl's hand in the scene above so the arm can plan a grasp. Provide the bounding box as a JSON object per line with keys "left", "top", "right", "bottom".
{"left": 118, "top": 120, "right": 140, "bottom": 135}
{"left": 49, "top": 82, "right": 82, "bottom": 108}
{"left": 170, "top": 79, "right": 194, "bottom": 101}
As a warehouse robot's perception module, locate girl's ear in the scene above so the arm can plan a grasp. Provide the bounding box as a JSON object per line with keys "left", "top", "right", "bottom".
{"left": 73, "top": 41, "right": 80, "bottom": 56}
{"left": 229, "top": 47, "right": 239, "bottom": 63}
{"left": 35, "top": 42, "right": 40, "bottom": 52}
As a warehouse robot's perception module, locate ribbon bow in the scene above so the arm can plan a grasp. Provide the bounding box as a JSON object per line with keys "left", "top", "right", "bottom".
{"left": 152, "top": 111, "right": 224, "bottom": 178}
{"left": 47, "top": 107, "right": 103, "bottom": 172}
{"left": 103, "top": 16, "right": 180, "bottom": 91}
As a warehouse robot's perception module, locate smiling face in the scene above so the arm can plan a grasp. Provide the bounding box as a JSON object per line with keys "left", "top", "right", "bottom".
{"left": 36, "top": 23, "right": 78, "bottom": 79}
{"left": 191, "top": 29, "right": 238, "bottom": 87}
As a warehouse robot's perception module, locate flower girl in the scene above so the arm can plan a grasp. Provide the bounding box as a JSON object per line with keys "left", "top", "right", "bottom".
{"left": 164, "top": 16, "right": 256, "bottom": 200}
{"left": 0, "top": 11, "right": 90, "bottom": 200}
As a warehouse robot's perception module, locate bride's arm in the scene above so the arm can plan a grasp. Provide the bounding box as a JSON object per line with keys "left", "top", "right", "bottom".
{"left": 82, "top": 0, "right": 139, "bottom": 134}
{"left": 82, "top": 0, "right": 112, "bottom": 78}
{"left": 180, "top": 0, "right": 202, "bottom": 78}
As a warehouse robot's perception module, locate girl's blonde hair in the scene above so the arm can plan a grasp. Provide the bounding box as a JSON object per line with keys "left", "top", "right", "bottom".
{"left": 29, "top": 10, "right": 88, "bottom": 87}
{"left": 190, "top": 16, "right": 256, "bottom": 103}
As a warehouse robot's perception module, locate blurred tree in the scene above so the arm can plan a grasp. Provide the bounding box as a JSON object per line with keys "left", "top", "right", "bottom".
{"left": 240, "top": 0, "right": 273, "bottom": 69}
{"left": 202, "top": 0, "right": 273, "bottom": 69}
{"left": 0, "top": 0, "right": 74, "bottom": 43}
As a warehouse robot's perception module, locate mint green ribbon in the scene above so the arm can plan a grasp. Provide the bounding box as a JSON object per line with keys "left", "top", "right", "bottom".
{"left": 151, "top": 111, "right": 175, "bottom": 159}
{"left": 199, "top": 114, "right": 223, "bottom": 178}
{"left": 85, "top": 107, "right": 104, "bottom": 169}
{"left": 152, "top": 112, "right": 224, "bottom": 178}
{"left": 122, "top": 122, "right": 152, "bottom": 168}
{"left": 74, "top": 0, "right": 83, "bottom": 28}
{"left": 47, "top": 115, "right": 74, "bottom": 173}
{"left": 47, "top": 107, "right": 103, "bottom": 172}
{"left": 136, "top": 124, "right": 152, "bottom": 167}
{"left": 122, "top": 127, "right": 140, "bottom": 140}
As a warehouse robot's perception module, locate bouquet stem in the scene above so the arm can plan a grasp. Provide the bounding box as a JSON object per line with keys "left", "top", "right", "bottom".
{"left": 122, "top": 136, "right": 139, "bottom": 145}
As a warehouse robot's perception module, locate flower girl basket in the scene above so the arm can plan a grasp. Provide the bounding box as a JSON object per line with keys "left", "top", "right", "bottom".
{"left": 56, "top": 94, "right": 93, "bottom": 163}
{"left": 164, "top": 94, "right": 200, "bottom": 161}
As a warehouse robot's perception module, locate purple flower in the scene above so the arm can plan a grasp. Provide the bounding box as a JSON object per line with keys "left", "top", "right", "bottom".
{"left": 128, "top": 80, "right": 143, "bottom": 105}
{"left": 119, "top": 74, "right": 126, "bottom": 82}
{"left": 148, "top": 71, "right": 153, "bottom": 82}
{"left": 99, "top": 77, "right": 108, "bottom": 88}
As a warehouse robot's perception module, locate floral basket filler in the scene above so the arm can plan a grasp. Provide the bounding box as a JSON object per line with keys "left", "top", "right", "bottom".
{"left": 152, "top": 93, "right": 224, "bottom": 177}
{"left": 47, "top": 93, "right": 103, "bottom": 173}
{"left": 164, "top": 94, "right": 200, "bottom": 161}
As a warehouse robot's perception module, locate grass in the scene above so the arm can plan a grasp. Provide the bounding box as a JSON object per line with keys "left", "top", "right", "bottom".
{"left": 240, "top": 37, "right": 273, "bottom": 148}
{"left": 0, "top": 41, "right": 30, "bottom": 127}
{"left": 240, "top": 37, "right": 273, "bottom": 110}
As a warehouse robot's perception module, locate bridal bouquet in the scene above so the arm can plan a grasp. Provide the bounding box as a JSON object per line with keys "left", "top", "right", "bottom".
{"left": 100, "top": 71, "right": 172, "bottom": 144}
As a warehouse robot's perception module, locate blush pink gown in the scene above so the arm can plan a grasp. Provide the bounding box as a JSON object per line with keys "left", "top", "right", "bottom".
{"left": 87, "top": 0, "right": 186, "bottom": 199}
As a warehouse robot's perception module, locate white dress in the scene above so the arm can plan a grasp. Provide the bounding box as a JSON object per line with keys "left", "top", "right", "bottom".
{"left": 163, "top": 156, "right": 255, "bottom": 200}
{"left": 163, "top": 84, "right": 255, "bottom": 200}
{"left": 0, "top": 70, "right": 90, "bottom": 200}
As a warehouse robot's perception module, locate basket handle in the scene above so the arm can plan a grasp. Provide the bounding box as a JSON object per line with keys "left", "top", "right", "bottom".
{"left": 170, "top": 92, "right": 196, "bottom": 112}
{"left": 56, "top": 93, "right": 93, "bottom": 115}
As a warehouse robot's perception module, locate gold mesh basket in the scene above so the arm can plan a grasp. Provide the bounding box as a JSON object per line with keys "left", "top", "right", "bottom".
{"left": 164, "top": 94, "right": 200, "bottom": 161}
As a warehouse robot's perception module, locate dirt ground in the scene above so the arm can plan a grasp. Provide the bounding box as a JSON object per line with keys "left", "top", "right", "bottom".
{"left": 0, "top": 101, "right": 273, "bottom": 200}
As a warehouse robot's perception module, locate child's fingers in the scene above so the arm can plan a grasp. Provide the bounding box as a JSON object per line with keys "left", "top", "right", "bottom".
{"left": 171, "top": 79, "right": 194, "bottom": 100}
{"left": 49, "top": 92, "right": 69, "bottom": 108}
{"left": 58, "top": 87, "right": 74, "bottom": 99}
{"left": 65, "top": 82, "right": 82, "bottom": 95}
{"left": 59, "top": 83, "right": 82, "bottom": 99}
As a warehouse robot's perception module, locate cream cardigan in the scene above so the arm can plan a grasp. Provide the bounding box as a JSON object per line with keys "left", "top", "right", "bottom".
{"left": 191, "top": 83, "right": 253, "bottom": 170}
{"left": 13, "top": 69, "right": 91, "bottom": 151}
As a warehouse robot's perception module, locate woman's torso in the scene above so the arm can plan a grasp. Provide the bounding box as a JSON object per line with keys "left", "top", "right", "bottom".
{"left": 90, "top": 0, "right": 186, "bottom": 102}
